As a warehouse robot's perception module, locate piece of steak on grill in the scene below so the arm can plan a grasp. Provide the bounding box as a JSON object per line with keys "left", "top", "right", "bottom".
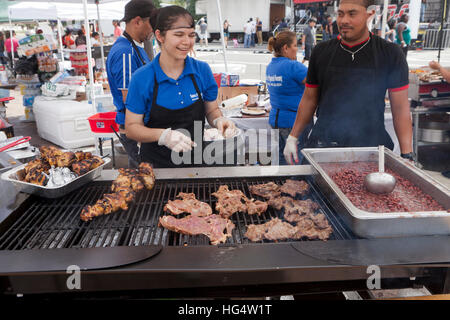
{"left": 248, "top": 182, "right": 281, "bottom": 199}
{"left": 245, "top": 218, "right": 297, "bottom": 241}
{"left": 158, "top": 214, "right": 235, "bottom": 245}
{"left": 294, "top": 213, "right": 333, "bottom": 241}
{"left": 164, "top": 192, "right": 212, "bottom": 217}
{"left": 268, "top": 196, "right": 319, "bottom": 222}
{"left": 245, "top": 198, "right": 268, "bottom": 215}
{"left": 212, "top": 185, "right": 249, "bottom": 218}
{"left": 280, "top": 179, "right": 310, "bottom": 197}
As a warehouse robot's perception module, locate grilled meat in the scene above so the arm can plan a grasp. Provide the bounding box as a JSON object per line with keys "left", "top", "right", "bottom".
{"left": 24, "top": 169, "right": 48, "bottom": 186}
{"left": 56, "top": 151, "right": 76, "bottom": 168}
{"left": 71, "top": 156, "right": 104, "bottom": 177}
{"left": 280, "top": 179, "right": 310, "bottom": 197}
{"left": 80, "top": 189, "right": 135, "bottom": 221}
{"left": 245, "top": 213, "right": 333, "bottom": 242}
{"left": 88, "top": 156, "right": 104, "bottom": 169}
{"left": 158, "top": 214, "right": 235, "bottom": 245}
{"left": 294, "top": 214, "right": 333, "bottom": 241}
{"left": 164, "top": 192, "right": 212, "bottom": 217}
{"left": 212, "top": 185, "right": 269, "bottom": 218}
{"left": 74, "top": 151, "right": 92, "bottom": 161}
{"left": 245, "top": 198, "right": 268, "bottom": 215}
{"left": 248, "top": 182, "right": 281, "bottom": 199}
{"left": 268, "top": 196, "right": 319, "bottom": 222}
{"left": 245, "top": 218, "right": 297, "bottom": 242}
{"left": 80, "top": 162, "right": 154, "bottom": 221}
{"left": 138, "top": 162, "right": 156, "bottom": 190}
{"left": 71, "top": 159, "right": 92, "bottom": 176}
{"left": 212, "top": 185, "right": 247, "bottom": 218}
{"left": 24, "top": 159, "right": 50, "bottom": 175}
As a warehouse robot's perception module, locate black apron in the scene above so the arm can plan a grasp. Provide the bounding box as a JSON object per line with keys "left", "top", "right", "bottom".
{"left": 306, "top": 35, "right": 394, "bottom": 150}
{"left": 139, "top": 74, "right": 206, "bottom": 168}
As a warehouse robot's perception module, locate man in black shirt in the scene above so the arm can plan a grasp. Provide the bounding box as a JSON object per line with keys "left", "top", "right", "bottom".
{"left": 284, "top": 0, "right": 413, "bottom": 164}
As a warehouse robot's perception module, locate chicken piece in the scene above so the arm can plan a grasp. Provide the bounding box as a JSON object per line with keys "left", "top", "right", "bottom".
{"left": 24, "top": 159, "right": 50, "bottom": 174}
{"left": 71, "top": 160, "right": 92, "bottom": 176}
{"left": 138, "top": 162, "right": 155, "bottom": 190}
{"left": 111, "top": 174, "right": 132, "bottom": 192}
{"left": 103, "top": 192, "right": 131, "bottom": 212}
{"left": 130, "top": 175, "right": 144, "bottom": 192}
{"left": 88, "top": 156, "right": 104, "bottom": 170}
{"left": 74, "top": 151, "right": 92, "bottom": 161}
{"left": 56, "top": 152, "right": 76, "bottom": 168}
{"left": 39, "top": 146, "right": 63, "bottom": 165}
{"left": 25, "top": 169, "right": 48, "bottom": 186}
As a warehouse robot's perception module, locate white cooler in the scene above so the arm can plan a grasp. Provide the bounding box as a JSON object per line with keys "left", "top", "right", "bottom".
{"left": 33, "top": 96, "right": 96, "bottom": 149}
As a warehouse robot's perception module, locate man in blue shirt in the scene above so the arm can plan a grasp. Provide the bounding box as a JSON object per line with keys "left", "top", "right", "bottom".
{"left": 106, "top": 0, "right": 155, "bottom": 168}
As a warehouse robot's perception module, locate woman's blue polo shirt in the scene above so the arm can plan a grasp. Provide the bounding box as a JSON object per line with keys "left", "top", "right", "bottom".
{"left": 266, "top": 57, "right": 308, "bottom": 128}
{"left": 126, "top": 54, "right": 218, "bottom": 124}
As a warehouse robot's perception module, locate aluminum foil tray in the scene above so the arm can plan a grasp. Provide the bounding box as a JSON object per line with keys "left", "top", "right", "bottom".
{"left": 302, "top": 147, "right": 450, "bottom": 238}
{"left": 1, "top": 157, "right": 110, "bottom": 199}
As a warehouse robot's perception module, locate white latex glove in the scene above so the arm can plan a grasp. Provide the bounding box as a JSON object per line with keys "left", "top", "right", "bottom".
{"left": 158, "top": 128, "right": 196, "bottom": 152}
{"left": 283, "top": 135, "right": 299, "bottom": 165}
{"left": 213, "top": 117, "right": 237, "bottom": 138}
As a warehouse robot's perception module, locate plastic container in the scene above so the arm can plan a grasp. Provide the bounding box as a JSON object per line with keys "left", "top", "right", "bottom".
{"left": 87, "top": 112, "right": 119, "bottom": 133}
{"left": 33, "top": 96, "right": 95, "bottom": 149}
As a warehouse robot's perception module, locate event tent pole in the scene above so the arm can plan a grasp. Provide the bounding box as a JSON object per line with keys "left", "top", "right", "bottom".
{"left": 83, "top": 0, "right": 96, "bottom": 113}
{"left": 57, "top": 19, "right": 65, "bottom": 64}
{"left": 381, "top": 0, "right": 388, "bottom": 39}
{"left": 8, "top": 11, "right": 14, "bottom": 70}
{"left": 437, "top": 0, "right": 448, "bottom": 62}
{"left": 95, "top": 0, "right": 106, "bottom": 72}
{"left": 215, "top": 0, "right": 228, "bottom": 72}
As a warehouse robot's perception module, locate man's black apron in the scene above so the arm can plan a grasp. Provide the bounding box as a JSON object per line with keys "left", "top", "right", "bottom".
{"left": 139, "top": 74, "right": 206, "bottom": 168}
{"left": 306, "top": 35, "right": 394, "bottom": 150}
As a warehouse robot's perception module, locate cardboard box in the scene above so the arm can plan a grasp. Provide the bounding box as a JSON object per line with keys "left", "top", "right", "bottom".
{"left": 74, "top": 91, "right": 87, "bottom": 101}
{"left": 216, "top": 86, "right": 258, "bottom": 105}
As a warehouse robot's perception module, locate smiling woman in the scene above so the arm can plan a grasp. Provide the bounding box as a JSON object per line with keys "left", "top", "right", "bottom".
{"left": 124, "top": 6, "right": 237, "bottom": 168}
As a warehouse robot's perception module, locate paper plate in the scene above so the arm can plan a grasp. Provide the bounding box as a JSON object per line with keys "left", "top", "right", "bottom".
{"left": 241, "top": 108, "right": 266, "bottom": 116}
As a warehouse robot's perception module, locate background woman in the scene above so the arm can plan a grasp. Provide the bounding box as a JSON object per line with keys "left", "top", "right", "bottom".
{"left": 223, "top": 19, "right": 230, "bottom": 48}
{"left": 266, "top": 31, "right": 312, "bottom": 165}
{"left": 125, "top": 6, "right": 236, "bottom": 168}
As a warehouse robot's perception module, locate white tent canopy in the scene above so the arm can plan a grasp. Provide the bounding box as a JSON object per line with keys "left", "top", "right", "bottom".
{"left": 8, "top": 1, "right": 127, "bottom": 21}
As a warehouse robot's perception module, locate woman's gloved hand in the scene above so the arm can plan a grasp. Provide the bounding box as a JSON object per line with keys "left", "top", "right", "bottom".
{"left": 283, "top": 135, "right": 299, "bottom": 165}
{"left": 213, "top": 117, "right": 237, "bottom": 138}
{"left": 158, "top": 128, "right": 196, "bottom": 152}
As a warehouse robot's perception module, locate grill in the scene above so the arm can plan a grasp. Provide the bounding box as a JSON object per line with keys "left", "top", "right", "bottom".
{"left": 0, "top": 176, "right": 356, "bottom": 251}
{"left": 1, "top": 166, "right": 449, "bottom": 298}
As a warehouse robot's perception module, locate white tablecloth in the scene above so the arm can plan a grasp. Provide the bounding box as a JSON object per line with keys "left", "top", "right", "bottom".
{"left": 232, "top": 113, "right": 401, "bottom": 155}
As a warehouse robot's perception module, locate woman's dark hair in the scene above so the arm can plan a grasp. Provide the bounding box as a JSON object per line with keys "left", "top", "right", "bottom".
{"left": 75, "top": 30, "right": 86, "bottom": 46}
{"left": 267, "top": 31, "right": 296, "bottom": 57}
{"left": 399, "top": 14, "right": 408, "bottom": 23}
{"left": 150, "top": 5, "right": 194, "bottom": 43}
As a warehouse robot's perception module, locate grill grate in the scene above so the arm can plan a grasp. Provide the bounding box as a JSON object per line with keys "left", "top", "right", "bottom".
{"left": 0, "top": 176, "right": 357, "bottom": 250}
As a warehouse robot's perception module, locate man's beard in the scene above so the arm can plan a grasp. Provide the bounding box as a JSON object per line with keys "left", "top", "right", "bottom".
{"left": 339, "top": 26, "right": 366, "bottom": 42}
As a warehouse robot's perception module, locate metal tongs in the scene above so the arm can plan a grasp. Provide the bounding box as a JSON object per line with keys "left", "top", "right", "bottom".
{"left": 0, "top": 136, "right": 31, "bottom": 152}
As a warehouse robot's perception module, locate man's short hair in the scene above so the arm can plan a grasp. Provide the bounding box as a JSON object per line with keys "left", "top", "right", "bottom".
{"left": 342, "top": 0, "right": 375, "bottom": 8}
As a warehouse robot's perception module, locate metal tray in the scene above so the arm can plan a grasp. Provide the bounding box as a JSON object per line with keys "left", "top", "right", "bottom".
{"left": 0, "top": 152, "right": 21, "bottom": 174}
{"left": 302, "top": 147, "right": 450, "bottom": 238}
{"left": 1, "top": 157, "right": 110, "bottom": 199}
